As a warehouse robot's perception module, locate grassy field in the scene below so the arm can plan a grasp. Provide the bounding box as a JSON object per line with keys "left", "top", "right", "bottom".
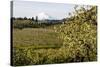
{"left": 13, "top": 28, "right": 63, "bottom": 49}
{"left": 12, "top": 25, "right": 65, "bottom": 66}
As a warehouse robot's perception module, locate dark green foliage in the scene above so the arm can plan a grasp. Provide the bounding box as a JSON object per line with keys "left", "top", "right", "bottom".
{"left": 13, "top": 20, "right": 33, "bottom": 29}
{"left": 13, "top": 19, "right": 62, "bottom": 29}
{"left": 35, "top": 16, "right": 38, "bottom": 22}
{"left": 32, "top": 17, "right": 34, "bottom": 21}
{"left": 24, "top": 17, "right": 27, "bottom": 20}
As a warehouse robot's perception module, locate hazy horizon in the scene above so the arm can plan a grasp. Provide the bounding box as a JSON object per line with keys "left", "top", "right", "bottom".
{"left": 13, "top": 1, "right": 88, "bottom": 20}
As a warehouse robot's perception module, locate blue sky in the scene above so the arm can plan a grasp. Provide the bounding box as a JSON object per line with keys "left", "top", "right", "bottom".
{"left": 13, "top": 1, "right": 77, "bottom": 19}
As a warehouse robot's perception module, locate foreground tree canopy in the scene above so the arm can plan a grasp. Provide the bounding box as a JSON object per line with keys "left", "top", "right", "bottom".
{"left": 55, "top": 5, "right": 97, "bottom": 61}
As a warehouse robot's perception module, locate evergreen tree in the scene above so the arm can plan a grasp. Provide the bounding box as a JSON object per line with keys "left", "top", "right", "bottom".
{"left": 35, "top": 16, "right": 38, "bottom": 22}
{"left": 32, "top": 17, "right": 34, "bottom": 21}
{"left": 24, "top": 17, "right": 27, "bottom": 20}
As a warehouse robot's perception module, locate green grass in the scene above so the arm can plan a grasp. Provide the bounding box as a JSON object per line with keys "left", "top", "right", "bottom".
{"left": 13, "top": 28, "right": 62, "bottom": 49}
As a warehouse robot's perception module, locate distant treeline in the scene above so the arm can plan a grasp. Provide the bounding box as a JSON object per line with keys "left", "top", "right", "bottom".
{"left": 11, "top": 16, "right": 38, "bottom": 22}
{"left": 11, "top": 17, "right": 63, "bottom": 29}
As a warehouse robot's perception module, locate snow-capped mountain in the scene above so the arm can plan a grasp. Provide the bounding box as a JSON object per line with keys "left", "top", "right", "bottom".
{"left": 37, "top": 12, "right": 54, "bottom": 20}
